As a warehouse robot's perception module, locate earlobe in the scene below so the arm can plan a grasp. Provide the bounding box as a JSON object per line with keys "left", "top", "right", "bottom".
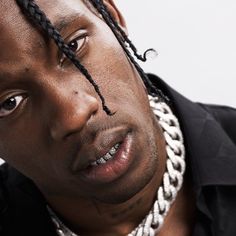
{"left": 102, "top": 0, "right": 128, "bottom": 35}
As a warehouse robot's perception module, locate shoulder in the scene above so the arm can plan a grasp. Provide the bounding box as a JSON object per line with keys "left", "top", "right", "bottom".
{"left": 200, "top": 185, "right": 236, "bottom": 236}
{"left": 198, "top": 103, "right": 236, "bottom": 122}
{"left": 198, "top": 103, "right": 236, "bottom": 144}
{"left": 0, "top": 164, "right": 55, "bottom": 235}
{"left": 0, "top": 163, "right": 9, "bottom": 213}
{"left": 0, "top": 163, "right": 10, "bottom": 235}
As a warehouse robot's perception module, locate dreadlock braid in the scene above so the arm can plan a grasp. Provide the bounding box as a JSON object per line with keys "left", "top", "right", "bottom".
{"left": 91, "top": 0, "right": 154, "bottom": 62}
{"left": 16, "top": 0, "right": 169, "bottom": 114}
{"left": 90, "top": 0, "right": 169, "bottom": 101}
{"left": 16, "top": 0, "right": 113, "bottom": 115}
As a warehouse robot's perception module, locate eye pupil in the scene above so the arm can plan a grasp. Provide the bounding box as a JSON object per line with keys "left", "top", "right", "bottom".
{"left": 2, "top": 98, "right": 16, "bottom": 111}
{"left": 68, "top": 40, "right": 78, "bottom": 51}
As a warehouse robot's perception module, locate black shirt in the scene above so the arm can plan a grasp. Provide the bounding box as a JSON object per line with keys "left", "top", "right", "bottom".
{"left": 1, "top": 74, "right": 236, "bottom": 236}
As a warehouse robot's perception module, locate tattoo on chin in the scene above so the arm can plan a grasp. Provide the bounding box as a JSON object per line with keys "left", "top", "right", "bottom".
{"left": 92, "top": 200, "right": 103, "bottom": 216}
{"left": 111, "top": 198, "right": 143, "bottom": 219}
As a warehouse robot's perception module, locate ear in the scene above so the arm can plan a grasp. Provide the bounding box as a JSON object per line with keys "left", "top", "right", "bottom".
{"left": 103, "top": 0, "right": 128, "bottom": 35}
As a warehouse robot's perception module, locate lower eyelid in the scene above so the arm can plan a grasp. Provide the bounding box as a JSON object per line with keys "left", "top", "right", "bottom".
{"left": 60, "top": 35, "right": 89, "bottom": 67}
{"left": 78, "top": 35, "right": 89, "bottom": 56}
{"left": 0, "top": 94, "right": 29, "bottom": 118}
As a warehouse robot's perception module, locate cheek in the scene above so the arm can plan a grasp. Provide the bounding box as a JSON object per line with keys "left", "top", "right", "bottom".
{"left": 0, "top": 117, "right": 49, "bottom": 177}
{"left": 83, "top": 30, "right": 148, "bottom": 110}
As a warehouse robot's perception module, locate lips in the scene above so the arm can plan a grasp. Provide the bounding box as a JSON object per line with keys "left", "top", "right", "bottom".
{"left": 81, "top": 133, "right": 133, "bottom": 184}
{"left": 71, "top": 127, "right": 134, "bottom": 184}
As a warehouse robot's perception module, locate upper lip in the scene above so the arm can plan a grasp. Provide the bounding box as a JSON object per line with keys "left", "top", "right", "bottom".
{"left": 71, "top": 126, "right": 130, "bottom": 172}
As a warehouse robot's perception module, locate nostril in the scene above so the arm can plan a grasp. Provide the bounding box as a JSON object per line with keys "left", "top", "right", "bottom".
{"left": 90, "top": 96, "right": 99, "bottom": 115}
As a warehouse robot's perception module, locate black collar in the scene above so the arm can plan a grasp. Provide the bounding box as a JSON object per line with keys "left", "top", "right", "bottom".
{"left": 148, "top": 74, "right": 236, "bottom": 191}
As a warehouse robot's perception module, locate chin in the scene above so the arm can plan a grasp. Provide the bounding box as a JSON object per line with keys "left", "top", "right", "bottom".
{"left": 83, "top": 125, "right": 160, "bottom": 204}
{"left": 92, "top": 153, "right": 158, "bottom": 205}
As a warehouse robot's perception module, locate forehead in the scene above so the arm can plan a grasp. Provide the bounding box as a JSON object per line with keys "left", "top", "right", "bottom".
{"left": 0, "top": 0, "right": 90, "bottom": 28}
{"left": 0, "top": 0, "right": 94, "bottom": 71}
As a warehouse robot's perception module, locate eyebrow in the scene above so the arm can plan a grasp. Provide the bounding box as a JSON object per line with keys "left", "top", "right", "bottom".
{"left": 0, "top": 67, "right": 32, "bottom": 83}
{"left": 54, "top": 13, "right": 83, "bottom": 33}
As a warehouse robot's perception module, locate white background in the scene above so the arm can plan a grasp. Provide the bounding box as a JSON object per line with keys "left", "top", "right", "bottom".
{"left": 1, "top": 1, "right": 236, "bottom": 165}
{"left": 116, "top": 0, "right": 236, "bottom": 107}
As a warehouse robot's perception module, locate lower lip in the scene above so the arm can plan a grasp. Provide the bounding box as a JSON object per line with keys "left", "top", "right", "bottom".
{"left": 80, "top": 133, "right": 134, "bottom": 184}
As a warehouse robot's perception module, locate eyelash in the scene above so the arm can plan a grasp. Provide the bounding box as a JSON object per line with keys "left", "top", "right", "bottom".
{"left": 0, "top": 33, "right": 88, "bottom": 118}
{"left": 0, "top": 94, "right": 27, "bottom": 118}
{"left": 60, "top": 33, "right": 88, "bottom": 66}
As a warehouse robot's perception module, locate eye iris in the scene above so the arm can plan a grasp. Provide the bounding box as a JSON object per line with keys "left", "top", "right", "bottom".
{"left": 2, "top": 98, "right": 16, "bottom": 111}
{"left": 68, "top": 40, "right": 78, "bottom": 52}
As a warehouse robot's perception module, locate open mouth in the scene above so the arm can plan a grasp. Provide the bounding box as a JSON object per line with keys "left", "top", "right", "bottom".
{"left": 80, "top": 132, "right": 134, "bottom": 184}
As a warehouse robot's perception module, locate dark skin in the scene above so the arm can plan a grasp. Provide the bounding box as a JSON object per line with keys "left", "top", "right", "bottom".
{"left": 0, "top": 0, "right": 195, "bottom": 235}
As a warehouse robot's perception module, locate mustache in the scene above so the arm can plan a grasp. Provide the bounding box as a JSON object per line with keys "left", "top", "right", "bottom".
{"left": 76, "top": 113, "right": 130, "bottom": 148}
{"left": 65, "top": 113, "right": 132, "bottom": 170}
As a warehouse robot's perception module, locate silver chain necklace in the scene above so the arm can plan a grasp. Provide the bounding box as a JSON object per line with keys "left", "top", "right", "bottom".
{"left": 48, "top": 96, "right": 186, "bottom": 236}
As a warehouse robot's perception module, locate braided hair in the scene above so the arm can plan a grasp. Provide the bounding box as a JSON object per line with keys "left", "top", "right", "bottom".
{"left": 15, "top": 0, "right": 168, "bottom": 115}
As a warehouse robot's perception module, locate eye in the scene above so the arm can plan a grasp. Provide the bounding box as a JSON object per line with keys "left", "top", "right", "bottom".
{"left": 68, "top": 36, "right": 86, "bottom": 52}
{"left": 60, "top": 34, "right": 87, "bottom": 66}
{"left": 0, "top": 95, "right": 26, "bottom": 118}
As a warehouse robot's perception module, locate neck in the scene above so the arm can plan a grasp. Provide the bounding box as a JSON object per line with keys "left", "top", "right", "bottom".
{"left": 43, "top": 161, "right": 166, "bottom": 236}
{"left": 44, "top": 173, "right": 196, "bottom": 236}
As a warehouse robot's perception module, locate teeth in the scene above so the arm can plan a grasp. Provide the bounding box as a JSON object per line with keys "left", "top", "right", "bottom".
{"left": 96, "top": 158, "right": 106, "bottom": 164}
{"left": 104, "top": 152, "right": 113, "bottom": 161}
{"left": 109, "top": 147, "right": 117, "bottom": 155}
{"left": 90, "top": 161, "right": 98, "bottom": 166}
{"left": 90, "top": 143, "right": 121, "bottom": 167}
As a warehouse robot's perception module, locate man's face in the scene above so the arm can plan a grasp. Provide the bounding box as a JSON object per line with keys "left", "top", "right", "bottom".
{"left": 0, "top": 0, "right": 163, "bottom": 203}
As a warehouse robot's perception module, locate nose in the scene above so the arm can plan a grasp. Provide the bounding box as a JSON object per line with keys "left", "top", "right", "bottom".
{"left": 49, "top": 90, "right": 99, "bottom": 141}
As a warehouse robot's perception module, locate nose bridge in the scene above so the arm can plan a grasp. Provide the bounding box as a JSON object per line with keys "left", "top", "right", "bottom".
{"left": 44, "top": 78, "right": 99, "bottom": 141}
